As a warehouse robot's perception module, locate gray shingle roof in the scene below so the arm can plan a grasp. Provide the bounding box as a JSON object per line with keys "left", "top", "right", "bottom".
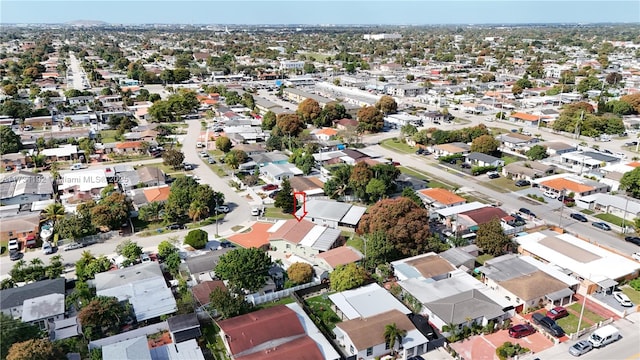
{"left": 0, "top": 171, "right": 53, "bottom": 200}
{"left": 0, "top": 278, "right": 65, "bottom": 310}
{"left": 466, "top": 152, "right": 502, "bottom": 164}
{"left": 426, "top": 289, "right": 505, "bottom": 324}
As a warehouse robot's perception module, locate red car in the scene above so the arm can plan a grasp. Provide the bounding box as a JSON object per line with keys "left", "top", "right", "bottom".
{"left": 546, "top": 306, "right": 569, "bottom": 320}
{"left": 508, "top": 324, "right": 535, "bottom": 338}
{"left": 262, "top": 184, "right": 279, "bottom": 191}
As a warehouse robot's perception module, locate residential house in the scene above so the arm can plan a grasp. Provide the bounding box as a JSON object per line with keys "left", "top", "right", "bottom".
{"left": 296, "top": 199, "right": 367, "bottom": 229}
{"left": 41, "top": 144, "right": 80, "bottom": 162}
{"left": 456, "top": 206, "right": 516, "bottom": 233}
{"left": 130, "top": 185, "right": 171, "bottom": 209}
{"left": 21, "top": 293, "right": 65, "bottom": 331}
{"left": 116, "top": 170, "right": 140, "bottom": 191}
{"left": 334, "top": 309, "right": 430, "bottom": 360}
{"left": 94, "top": 262, "right": 177, "bottom": 322}
{"left": 315, "top": 246, "right": 363, "bottom": 271}
{"left": 433, "top": 142, "right": 470, "bottom": 157}
{"left": 423, "top": 111, "right": 447, "bottom": 123}
{"left": 0, "top": 171, "right": 53, "bottom": 206}
{"left": 340, "top": 148, "right": 372, "bottom": 165}
{"left": 289, "top": 176, "right": 325, "bottom": 198}
{"left": 501, "top": 161, "right": 556, "bottom": 181}
{"left": 268, "top": 219, "right": 343, "bottom": 259}
{"left": 329, "top": 283, "right": 411, "bottom": 321}
{"left": 384, "top": 113, "right": 422, "bottom": 128}
{"left": 0, "top": 153, "right": 27, "bottom": 169}
{"left": 334, "top": 118, "right": 358, "bottom": 130}
{"left": 599, "top": 162, "right": 639, "bottom": 191}
{"left": 0, "top": 212, "right": 40, "bottom": 246}
{"left": 509, "top": 112, "right": 543, "bottom": 127}
{"left": 260, "top": 163, "right": 303, "bottom": 184}
{"left": 386, "top": 84, "right": 425, "bottom": 97}
{"left": 234, "top": 143, "right": 267, "bottom": 157}
{"left": 254, "top": 98, "right": 282, "bottom": 115}
{"left": 465, "top": 152, "right": 505, "bottom": 168}
{"left": 23, "top": 115, "right": 53, "bottom": 127}
{"left": 575, "top": 193, "right": 640, "bottom": 223}
{"left": 418, "top": 188, "right": 466, "bottom": 210}
{"left": 498, "top": 133, "right": 537, "bottom": 151}
{"left": 557, "top": 151, "right": 620, "bottom": 173}
{"left": 250, "top": 151, "right": 289, "bottom": 167}
{"left": 137, "top": 167, "right": 166, "bottom": 187}
{"left": 282, "top": 88, "right": 334, "bottom": 107}
{"left": 536, "top": 175, "right": 609, "bottom": 199}
{"left": 58, "top": 168, "right": 110, "bottom": 204}
{"left": 115, "top": 141, "right": 144, "bottom": 154}
{"left": 433, "top": 202, "right": 489, "bottom": 222}
{"left": 438, "top": 247, "right": 477, "bottom": 272}
{"left": 515, "top": 231, "right": 640, "bottom": 294}
{"left": 478, "top": 254, "right": 579, "bottom": 313}
{"left": 191, "top": 280, "right": 227, "bottom": 311}
{"left": 217, "top": 303, "right": 340, "bottom": 360}
{"left": 185, "top": 249, "right": 234, "bottom": 283}
{"left": 167, "top": 313, "right": 202, "bottom": 344}
{"left": 100, "top": 335, "right": 205, "bottom": 360}
{"left": 0, "top": 278, "right": 65, "bottom": 322}
{"left": 313, "top": 128, "right": 339, "bottom": 141}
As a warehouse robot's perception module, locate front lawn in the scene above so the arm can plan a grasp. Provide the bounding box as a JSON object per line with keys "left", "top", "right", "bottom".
{"left": 400, "top": 166, "right": 456, "bottom": 190}
{"left": 581, "top": 209, "right": 595, "bottom": 215}
{"left": 594, "top": 213, "right": 624, "bottom": 227}
{"left": 306, "top": 293, "right": 340, "bottom": 330}
{"left": 99, "top": 130, "right": 119, "bottom": 143}
{"left": 254, "top": 296, "right": 295, "bottom": 310}
{"left": 264, "top": 206, "right": 294, "bottom": 220}
{"left": 380, "top": 138, "right": 415, "bottom": 154}
{"left": 345, "top": 234, "right": 365, "bottom": 254}
{"left": 567, "top": 302, "right": 606, "bottom": 324}
{"left": 621, "top": 285, "right": 640, "bottom": 305}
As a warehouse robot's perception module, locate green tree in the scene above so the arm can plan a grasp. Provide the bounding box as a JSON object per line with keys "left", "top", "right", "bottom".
{"left": 215, "top": 136, "right": 232, "bottom": 152}
{"left": 303, "top": 62, "right": 316, "bottom": 74}
{"left": 224, "top": 149, "right": 248, "bottom": 169}
{"left": 384, "top": 323, "right": 408, "bottom": 356}
{"left": 318, "top": 102, "right": 349, "bottom": 127}
{"left": 470, "top": 134, "right": 500, "bottom": 154}
{"left": 525, "top": 145, "right": 549, "bottom": 160}
{"left": 158, "top": 240, "right": 178, "bottom": 259}
{"left": 274, "top": 178, "right": 294, "bottom": 213}
{"left": 0, "top": 100, "right": 32, "bottom": 120}
{"left": 165, "top": 177, "right": 223, "bottom": 223}
{"left": 577, "top": 76, "right": 602, "bottom": 94}
{"left": 364, "top": 231, "right": 394, "bottom": 270}
{"left": 3, "top": 84, "right": 18, "bottom": 97}
{"left": 6, "top": 338, "right": 64, "bottom": 360}
{"left": 357, "top": 106, "right": 384, "bottom": 133}
{"left": 42, "top": 203, "right": 65, "bottom": 225}
{"left": 376, "top": 95, "right": 398, "bottom": 115}
{"left": 329, "top": 263, "right": 368, "bottom": 291}
{"left": 475, "top": 218, "right": 512, "bottom": 256}
{"left": 208, "top": 287, "right": 253, "bottom": 320}
{"left": 0, "top": 313, "right": 41, "bottom": 359}
{"left": 287, "top": 262, "right": 314, "bottom": 284}
{"left": 115, "top": 240, "right": 142, "bottom": 263}
{"left": 0, "top": 125, "right": 22, "bottom": 155}
{"left": 620, "top": 167, "right": 640, "bottom": 199}
{"left": 289, "top": 147, "right": 315, "bottom": 175}
{"left": 184, "top": 229, "right": 208, "bottom": 249}
{"left": 297, "top": 98, "right": 321, "bottom": 124}
{"left": 323, "top": 164, "right": 352, "bottom": 199}
{"left": 55, "top": 213, "right": 95, "bottom": 241}
{"left": 162, "top": 149, "right": 185, "bottom": 169}
{"left": 215, "top": 248, "right": 272, "bottom": 292}
{"left": 75, "top": 251, "right": 111, "bottom": 281}
{"left": 401, "top": 124, "right": 418, "bottom": 137}
{"left": 90, "top": 192, "right": 132, "bottom": 230}
{"left": 366, "top": 178, "right": 386, "bottom": 202}
{"left": 78, "top": 296, "right": 128, "bottom": 340}
{"left": 261, "top": 110, "right": 277, "bottom": 130}
{"left": 401, "top": 187, "right": 423, "bottom": 207}
{"left": 137, "top": 202, "right": 164, "bottom": 222}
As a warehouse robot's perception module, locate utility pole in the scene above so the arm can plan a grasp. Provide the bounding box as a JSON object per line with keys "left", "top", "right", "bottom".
{"left": 558, "top": 189, "right": 566, "bottom": 230}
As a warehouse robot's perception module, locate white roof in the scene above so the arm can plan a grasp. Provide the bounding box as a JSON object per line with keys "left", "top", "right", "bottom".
{"left": 328, "top": 283, "right": 411, "bottom": 320}
{"left": 267, "top": 220, "right": 287, "bottom": 233}
{"left": 313, "top": 150, "right": 345, "bottom": 162}
{"left": 21, "top": 293, "right": 65, "bottom": 322}
{"left": 340, "top": 205, "right": 367, "bottom": 226}
{"left": 150, "top": 339, "right": 205, "bottom": 360}
{"left": 515, "top": 231, "right": 640, "bottom": 283}
{"left": 58, "top": 169, "right": 108, "bottom": 192}
{"left": 299, "top": 225, "right": 328, "bottom": 248}
{"left": 30, "top": 199, "right": 56, "bottom": 211}
{"left": 286, "top": 303, "right": 341, "bottom": 360}
{"left": 41, "top": 144, "right": 78, "bottom": 158}
{"left": 578, "top": 193, "right": 640, "bottom": 215}
{"left": 397, "top": 270, "right": 483, "bottom": 304}
{"left": 102, "top": 336, "right": 152, "bottom": 360}
{"left": 436, "top": 201, "right": 488, "bottom": 217}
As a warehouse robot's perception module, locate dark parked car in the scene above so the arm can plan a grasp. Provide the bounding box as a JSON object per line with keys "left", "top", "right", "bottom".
{"left": 532, "top": 313, "right": 565, "bottom": 337}
{"left": 460, "top": 163, "right": 471, "bottom": 169}
{"left": 547, "top": 306, "right": 569, "bottom": 320}
{"left": 487, "top": 171, "right": 500, "bottom": 179}
{"left": 262, "top": 184, "right": 279, "bottom": 191}
{"left": 508, "top": 324, "right": 536, "bottom": 338}
{"left": 624, "top": 236, "right": 640, "bottom": 246}
{"left": 268, "top": 190, "right": 281, "bottom": 199}
{"left": 592, "top": 222, "right": 611, "bottom": 231}
{"left": 519, "top": 208, "right": 536, "bottom": 217}
{"left": 570, "top": 213, "right": 588, "bottom": 222}
{"left": 9, "top": 249, "right": 22, "bottom": 261}
{"left": 166, "top": 223, "right": 185, "bottom": 230}
{"left": 510, "top": 213, "right": 527, "bottom": 226}
{"left": 415, "top": 148, "right": 424, "bottom": 155}
{"left": 515, "top": 180, "right": 530, "bottom": 187}
{"left": 558, "top": 195, "right": 575, "bottom": 204}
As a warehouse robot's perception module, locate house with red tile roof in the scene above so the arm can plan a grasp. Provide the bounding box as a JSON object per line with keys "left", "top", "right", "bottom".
{"left": 142, "top": 185, "right": 170, "bottom": 203}
{"left": 191, "top": 280, "right": 227, "bottom": 310}
{"left": 457, "top": 207, "right": 515, "bottom": 232}
{"left": 114, "top": 141, "right": 143, "bottom": 154}
{"left": 312, "top": 127, "right": 339, "bottom": 141}
{"left": 536, "top": 175, "right": 609, "bottom": 198}
{"left": 217, "top": 303, "right": 340, "bottom": 360}
{"left": 315, "top": 246, "right": 363, "bottom": 270}
{"left": 418, "top": 188, "right": 466, "bottom": 210}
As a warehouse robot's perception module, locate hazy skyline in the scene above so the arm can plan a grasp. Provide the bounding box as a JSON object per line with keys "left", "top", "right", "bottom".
{"left": 1, "top": 0, "right": 639, "bottom": 25}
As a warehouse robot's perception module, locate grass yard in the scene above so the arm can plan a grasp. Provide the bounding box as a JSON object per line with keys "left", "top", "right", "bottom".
{"left": 581, "top": 209, "right": 595, "bottom": 215}
{"left": 567, "top": 302, "right": 606, "bottom": 324}
{"left": 400, "top": 166, "right": 456, "bottom": 190}
{"left": 556, "top": 312, "right": 594, "bottom": 334}
{"left": 621, "top": 286, "right": 640, "bottom": 305}
{"left": 209, "top": 164, "right": 229, "bottom": 177}
{"left": 306, "top": 293, "right": 341, "bottom": 330}
{"left": 482, "top": 177, "right": 522, "bottom": 192}
{"left": 264, "top": 206, "right": 294, "bottom": 220}
{"left": 453, "top": 117, "right": 472, "bottom": 125}
{"left": 398, "top": 166, "right": 428, "bottom": 181}
{"left": 501, "top": 155, "right": 522, "bottom": 166}
{"left": 208, "top": 149, "right": 224, "bottom": 157}
{"left": 476, "top": 254, "right": 494, "bottom": 266}
{"left": 131, "top": 218, "right": 165, "bottom": 232}
{"left": 594, "top": 213, "right": 624, "bottom": 227}
{"left": 345, "top": 234, "right": 365, "bottom": 254}
{"left": 201, "top": 323, "right": 231, "bottom": 360}
{"left": 254, "top": 296, "right": 295, "bottom": 310}
{"left": 380, "top": 138, "right": 416, "bottom": 154}
{"left": 99, "top": 130, "right": 119, "bottom": 143}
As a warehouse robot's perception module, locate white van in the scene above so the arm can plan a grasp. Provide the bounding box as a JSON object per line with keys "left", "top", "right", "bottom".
{"left": 588, "top": 325, "right": 620, "bottom": 348}
{"left": 70, "top": 163, "right": 83, "bottom": 170}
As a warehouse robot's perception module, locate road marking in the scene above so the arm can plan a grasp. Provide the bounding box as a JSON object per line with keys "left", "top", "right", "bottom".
{"left": 625, "top": 353, "right": 640, "bottom": 360}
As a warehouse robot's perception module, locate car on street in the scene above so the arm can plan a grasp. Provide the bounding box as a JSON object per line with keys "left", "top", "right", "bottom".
{"left": 613, "top": 292, "right": 633, "bottom": 307}
{"left": 570, "top": 213, "right": 588, "bottom": 222}
{"left": 569, "top": 340, "right": 593, "bottom": 357}
{"left": 199, "top": 151, "right": 209, "bottom": 158}
{"left": 63, "top": 242, "right": 85, "bottom": 251}
{"left": 519, "top": 208, "right": 536, "bottom": 217}
{"left": 268, "top": 190, "right": 281, "bottom": 199}
{"left": 487, "top": 171, "right": 500, "bottom": 179}
{"left": 215, "top": 205, "right": 230, "bottom": 213}
{"left": 8, "top": 239, "right": 19, "bottom": 251}
{"left": 515, "top": 179, "right": 530, "bottom": 187}
{"left": 558, "top": 195, "right": 575, "bottom": 204}
{"left": 166, "top": 223, "right": 185, "bottom": 230}
{"left": 183, "top": 163, "right": 194, "bottom": 170}
{"left": 415, "top": 148, "right": 424, "bottom": 155}
{"left": 508, "top": 324, "right": 536, "bottom": 338}
{"left": 9, "top": 249, "right": 22, "bottom": 261}
{"left": 543, "top": 190, "right": 558, "bottom": 199}
{"left": 42, "top": 241, "right": 54, "bottom": 255}
{"left": 208, "top": 157, "right": 216, "bottom": 164}
{"left": 624, "top": 236, "right": 640, "bottom": 246}
{"left": 591, "top": 222, "right": 611, "bottom": 231}
{"left": 262, "top": 184, "right": 279, "bottom": 191}
{"left": 547, "top": 306, "right": 569, "bottom": 320}
{"left": 631, "top": 252, "right": 640, "bottom": 261}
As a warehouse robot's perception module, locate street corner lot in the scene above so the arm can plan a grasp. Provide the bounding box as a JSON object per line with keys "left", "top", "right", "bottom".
{"left": 451, "top": 318, "right": 554, "bottom": 360}
{"left": 228, "top": 221, "right": 272, "bottom": 249}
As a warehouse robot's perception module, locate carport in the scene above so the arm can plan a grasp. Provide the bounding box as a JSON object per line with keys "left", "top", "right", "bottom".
{"left": 597, "top": 278, "right": 618, "bottom": 295}
{"left": 545, "top": 288, "right": 574, "bottom": 307}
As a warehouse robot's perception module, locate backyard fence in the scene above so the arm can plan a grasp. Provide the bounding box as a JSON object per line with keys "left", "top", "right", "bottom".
{"left": 59, "top": 230, "right": 118, "bottom": 246}
{"left": 246, "top": 280, "right": 321, "bottom": 306}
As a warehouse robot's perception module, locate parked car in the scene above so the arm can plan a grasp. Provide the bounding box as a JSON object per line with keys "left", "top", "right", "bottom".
{"left": 613, "top": 292, "right": 633, "bottom": 307}
{"left": 631, "top": 252, "right": 640, "bottom": 261}
{"left": 63, "top": 242, "right": 85, "bottom": 251}
{"left": 215, "top": 205, "right": 230, "bottom": 213}
{"left": 547, "top": 306, "right": 569, "bottom": 320}
{"left": 510, "top": 213, "right": 527, "bottom": 226}
{"left": 4, "top": 165, "right": 12, "bottom": 172}
{"left": 624, "top": 236, "right": 640, "bottom": 246}
{"left": 262, "top": 184, "right": 279, "bottom": 191}
{"left": 208, "top": 158, "right": 216, "bottom": 164}
{"left": 268, "top": 190, "right": 281, "bottom": 199}
{"left": 543, "top": 190, "right": 558, "bottom": 199}
{"left": 42, "top": 241, "right": 54, "bottom": 255}
{"left": 569, "top": 340, "right": 593, "bottom": 357}
{"left": 251, "top": 207, "right": 263, "bottom": 216}
{"left": 199, "top": 151, "right": 209, "bottom": 158}
{"left": 9, "top": 249, "right": 22, "bottom": 261}
{"left": 558, "top": 195, "right": 575, "bottom": 204}
{"left": 570, "top": 213, "right": 588, "bottom": 222}
{"left": 415, "top": 148, "right": 424, "bottom": 155}
{"left": 519, "top": 208, "right": 536, "bottom": 217}
{"left": 166, "top": 223, "right": 185, "bottom": 230}
{"left": 487, "top": 171, "right": 500, "bottom": 179}
{"left": 515, "top": 179, "right": 530, "bottom": 187}
{"left": 588, "top": 325, "right": 620, "bottom": 348}
{"left": 531, "top": 312, "right": 565, "bottom": 337}
{"left": 591, "top": 222, "right": 611, "bottom": 231}
{"left": 460, "top": 163, "right": 471, "bottom": 169}
{"left": 8, "top": 239, "right": 19, "bottom": 251}
{"left": 508, "top": 324, "right": 536, "bottom": 338}
{"left": 183, "top": 163, "right": 194, "bottom": 171}
{"left": 140, "top": 252, "right": 151, "bottom": 263}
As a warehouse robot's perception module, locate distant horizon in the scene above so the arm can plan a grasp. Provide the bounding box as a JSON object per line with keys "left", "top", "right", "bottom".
{"left": 1, "top": 1, "right": 639, "bottom": 26}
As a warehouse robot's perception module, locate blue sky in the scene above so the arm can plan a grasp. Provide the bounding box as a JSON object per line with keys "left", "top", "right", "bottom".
{"left": 1, "top": 1, "right": 639, "bottom": 25}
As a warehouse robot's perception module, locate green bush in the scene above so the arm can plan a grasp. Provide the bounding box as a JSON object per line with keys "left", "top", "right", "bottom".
{"left": 439, "top": 154, "right": 465, "bottom": 163}
{"left": 184, "top": 229, "right": 208, "bottom": 249}
{"left": 496, "top": 342, "right": 529, "bottom": 360}
{"left": 471, "top": 165, "right": 497, "bottom": 176}
{"left": 630, "top": 278, "right": 640, "bottom": 291}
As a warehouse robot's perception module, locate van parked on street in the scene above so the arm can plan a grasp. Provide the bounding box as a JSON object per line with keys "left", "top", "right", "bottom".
{"left": 588, "top": 325, "right": 620, "bottom": 348}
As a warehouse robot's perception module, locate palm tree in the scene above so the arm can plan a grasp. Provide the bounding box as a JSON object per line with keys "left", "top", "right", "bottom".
{"left": 188, "top": 201, "right": 209, "bottom": 222}
{"left": 383, "top": 323, "right": 407, "bottom": 356}
{"left": 43, "top": 203, "right": 65, "bottom": 225}
{"left": 30, "top": 258, "right": 44, "bottom": 267}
